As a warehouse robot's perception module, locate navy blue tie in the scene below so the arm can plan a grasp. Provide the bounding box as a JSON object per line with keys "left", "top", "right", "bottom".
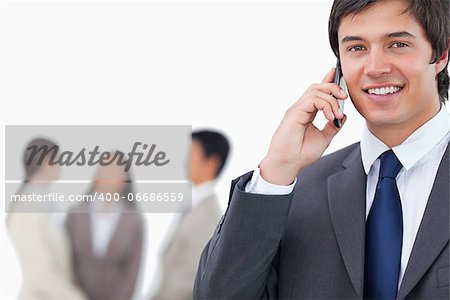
{"left": 364, "top": 150, "right": 403, "bottom": 300}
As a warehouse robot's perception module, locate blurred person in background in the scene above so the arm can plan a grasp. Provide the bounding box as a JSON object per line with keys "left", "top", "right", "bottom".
{"left": 66, "top": 153, "right": 144, "bottom": 300}
{"left": 153, "top": 130, "right": 230, "bottom": 300}
{"left": 7, "top": 137, "right": 86, "bottom": 300}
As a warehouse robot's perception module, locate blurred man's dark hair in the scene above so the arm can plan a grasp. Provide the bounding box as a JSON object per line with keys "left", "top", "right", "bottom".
{"left": 23, "top": 137, "right": 59, "bottom": 182}
{"left": 192, "top": 130, "right": 230, "bottom": 177}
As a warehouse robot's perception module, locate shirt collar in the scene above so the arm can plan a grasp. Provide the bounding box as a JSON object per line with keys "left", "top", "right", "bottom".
{"left": 361, "top": 105, "right": 450, "bottom": 174}
{"left": 192, "top": 179, "right": 217, "bottom": 208}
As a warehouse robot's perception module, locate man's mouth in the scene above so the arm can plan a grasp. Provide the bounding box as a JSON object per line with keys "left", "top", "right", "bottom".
{"left": 366, "top": 86, "right": 403, "bottom": 95}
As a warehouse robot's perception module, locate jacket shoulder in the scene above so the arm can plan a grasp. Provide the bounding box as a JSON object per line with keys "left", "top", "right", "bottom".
{"left": 297, "top": 142, "right": 361, "bottom": 184}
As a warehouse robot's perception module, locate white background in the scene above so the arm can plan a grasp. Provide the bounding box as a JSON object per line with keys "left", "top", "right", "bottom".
{"left": 1, "top": 1, "right": 371, "bottom": 299}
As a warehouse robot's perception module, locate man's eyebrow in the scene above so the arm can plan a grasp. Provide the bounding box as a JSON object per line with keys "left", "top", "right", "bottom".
{"left": 341, "top": 36, "right": 364, "bottom": 43}
{"left": 385, "top": 31, "right": 416, "bottom": 39}
{"left": 341, "top": 31, "right": 416, "bottom": 44}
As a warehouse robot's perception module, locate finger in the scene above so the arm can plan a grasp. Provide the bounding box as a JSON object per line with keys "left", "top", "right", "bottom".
{"left": 321, "top": 114, "right": 347, "bottom": 141}
{"left": 317, "top": 83, "right": 348, "bottom": 100}
{"left": 321, "top": 67, "right": 336, "bottom": 84}
{"left": 315, "top": 91, "right": 344, "bottom": 119}
{"left": 302, "top": 83, "right": 347, "bottom": 102}
{"left": 295, "top": 82, "right": 347, "bottom": 110}
{"left": 290, "top": 97, "right": 335, "bottom": 124}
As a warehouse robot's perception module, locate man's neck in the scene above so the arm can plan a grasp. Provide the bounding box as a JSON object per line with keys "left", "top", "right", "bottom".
{"left": 368, "top": 104, "right": 442, "bottom": 148}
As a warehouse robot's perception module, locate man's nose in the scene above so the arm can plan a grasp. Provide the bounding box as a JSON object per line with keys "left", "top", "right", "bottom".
{"left": 363, "top": 48, "right": 391, "bottom": 77}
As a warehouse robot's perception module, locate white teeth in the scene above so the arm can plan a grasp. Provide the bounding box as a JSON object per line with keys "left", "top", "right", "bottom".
{"left": 367, "top": 86, "right": 401, "bottom": 95}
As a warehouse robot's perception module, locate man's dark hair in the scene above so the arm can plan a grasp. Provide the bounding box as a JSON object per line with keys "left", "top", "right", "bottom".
{"left": 328, "top": 0, "right": 450, "bottom": 102}
{"left": 192, "top": 130, "right": 230, "bottom": 177}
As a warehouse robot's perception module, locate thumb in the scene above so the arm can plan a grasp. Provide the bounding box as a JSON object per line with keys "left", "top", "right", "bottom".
{"left": 321, "top": 67, "right": 336, "bottom": 84}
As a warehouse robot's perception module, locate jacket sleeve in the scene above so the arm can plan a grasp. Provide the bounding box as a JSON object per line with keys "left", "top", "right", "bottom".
{"left": 193, "top": 171, "right": 294, "bottom": 299}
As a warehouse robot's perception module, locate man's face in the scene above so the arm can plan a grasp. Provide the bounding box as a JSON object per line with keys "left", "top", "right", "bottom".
{"left": 190, "top": 139, "right": 209, "bottom": 184}
{"left": 94, "top": 158, "right": 128, "bottom": 194}
{"left": 338, "top": 0, "right": 444, "bottom": 136}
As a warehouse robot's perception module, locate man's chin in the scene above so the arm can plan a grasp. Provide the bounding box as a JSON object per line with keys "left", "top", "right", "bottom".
{"left": 364, "top": 113, "right": 406, "bottom": 129}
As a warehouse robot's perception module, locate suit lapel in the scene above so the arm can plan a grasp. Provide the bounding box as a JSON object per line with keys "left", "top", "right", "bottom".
{"left": 104, "top": 212, "right": 125, "bottom": 259}
{"left": 397, "top": 143, "right": 450, "bottom": 300}
{"left": 78, "top": 204, "right": 96, "bottom": 259}
{"left": 327, "top": 145, "right": 367, "bottom": 299}
{"left": 326, "top": 141, "right": 449, "bottom": 299}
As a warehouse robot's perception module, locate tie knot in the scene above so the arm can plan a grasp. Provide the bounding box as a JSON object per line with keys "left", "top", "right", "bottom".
{"left": 379, "top": 150, "right": 403, "bottom": 179}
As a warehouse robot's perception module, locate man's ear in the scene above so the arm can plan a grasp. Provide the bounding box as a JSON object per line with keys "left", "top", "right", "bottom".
{"left": 435, "top": 38, "right": 450, "bottom": 75}
{"left": 208, "top": 154, "right": 221, "bottom": 176}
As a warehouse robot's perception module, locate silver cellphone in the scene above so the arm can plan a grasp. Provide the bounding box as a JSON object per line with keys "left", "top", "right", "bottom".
{"left": 333, "top": 60, "right": 346, "bottom": 128}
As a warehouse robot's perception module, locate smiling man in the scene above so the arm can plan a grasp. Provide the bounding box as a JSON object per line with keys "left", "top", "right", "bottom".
{"left": 194, "top": 0, "right": 449, "bottom": 299}
{"left": 336, "top": 1, "right": 446, "bottom": 148}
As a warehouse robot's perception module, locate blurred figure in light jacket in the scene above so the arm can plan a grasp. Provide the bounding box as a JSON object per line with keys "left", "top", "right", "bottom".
{"left": 153, "top": 130, "right": 230, "bottom": 300}
{"left": 7, "top": 137, "right": 86, "bottom": 300}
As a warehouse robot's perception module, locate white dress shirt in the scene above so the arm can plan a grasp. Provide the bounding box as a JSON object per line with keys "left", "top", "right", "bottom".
{"left": 90, "top": 201, "right": 125, "bottom": 257}
{"left": 362, "top": 107, "right": 450, "bottom": 286}
{"left": 246, "top": 105, "right": 450, "bottom": 287}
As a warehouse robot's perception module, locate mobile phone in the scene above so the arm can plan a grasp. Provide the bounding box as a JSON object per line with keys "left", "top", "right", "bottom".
{"left": 333, "top": 60, "right": 346, "bottom": 128}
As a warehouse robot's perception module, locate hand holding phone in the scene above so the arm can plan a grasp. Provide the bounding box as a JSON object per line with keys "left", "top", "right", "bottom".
{"left": 333, "top": 60, "right": 346, "bottom": 128}
{"left": 259, "top": 67, "right": 347, "bottom": 185}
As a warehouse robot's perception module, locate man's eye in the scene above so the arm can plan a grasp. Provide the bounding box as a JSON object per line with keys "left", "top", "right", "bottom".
{"left": 348, "top": 45, "right": 366, "bottom": 52}
{"left": 390, "top": 42, "right": 408, "bottom": 48}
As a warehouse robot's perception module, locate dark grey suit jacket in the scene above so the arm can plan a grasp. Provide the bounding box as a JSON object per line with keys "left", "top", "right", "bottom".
{"left": 194, "top": 142, "right": 449, "bottom": 299}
